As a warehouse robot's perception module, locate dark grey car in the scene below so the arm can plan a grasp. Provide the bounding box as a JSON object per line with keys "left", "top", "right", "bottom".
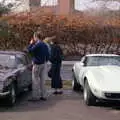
{"left": 0, "top": 51, "right": 32, "bottom": 106}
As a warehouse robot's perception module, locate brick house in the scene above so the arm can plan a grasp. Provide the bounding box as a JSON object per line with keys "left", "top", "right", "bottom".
{"left": 29, "top": 0, "right": 75, "bottom": 15}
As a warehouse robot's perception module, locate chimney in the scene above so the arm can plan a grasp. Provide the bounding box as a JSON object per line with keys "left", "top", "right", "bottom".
{"left": 29, "top": 0, "right": 41, "bottom": 7}
{"left": 57, "top": 0, "right": 74, "bottom": 15}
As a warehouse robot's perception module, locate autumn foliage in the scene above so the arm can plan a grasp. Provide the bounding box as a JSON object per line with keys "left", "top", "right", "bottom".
{"left": 0, "top": 12, "right": 120, "bottom": 57}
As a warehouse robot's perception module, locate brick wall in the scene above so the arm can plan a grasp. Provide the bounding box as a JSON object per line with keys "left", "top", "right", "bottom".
{"left": 30, "top": 0, "right": 75, "bottom": 15}
{"left": 57, "top": 0, "right": 74, "bottom": 15}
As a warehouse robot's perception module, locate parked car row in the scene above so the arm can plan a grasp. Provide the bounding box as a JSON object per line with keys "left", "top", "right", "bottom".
{"left": 0, "top": 51, "right": 120, "bottom": 107}
{"left": 72, "top": 54, "right": 120, "bottom": 106}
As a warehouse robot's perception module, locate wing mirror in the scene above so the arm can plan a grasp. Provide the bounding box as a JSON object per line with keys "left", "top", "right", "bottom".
{"left": 17, "top": 64, "right": 24, "bottom": 68}
{"left": 79, "top": 62, "right": 84, "bottom": 66}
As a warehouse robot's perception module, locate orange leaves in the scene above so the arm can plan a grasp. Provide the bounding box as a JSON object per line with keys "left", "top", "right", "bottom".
{"left": 0, "top": 12, "right": 119, "bottom": 55}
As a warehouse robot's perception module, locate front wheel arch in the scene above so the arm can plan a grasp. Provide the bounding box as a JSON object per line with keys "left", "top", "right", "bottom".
{"left": 7, "top": 76, "right": 18, "bottom": 94}
{"left": 72, "top": 70, "right": 82, "bottom": 91}
{"left": 7, "top": 83, "right": 17, "bottom": 106}
{"left": 83, "top": 77, "right": 87, "bottom": 87}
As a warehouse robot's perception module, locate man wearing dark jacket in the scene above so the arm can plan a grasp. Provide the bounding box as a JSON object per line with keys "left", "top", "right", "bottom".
{"left": 49, "top": 41, "right": 63, "bottom": 94}
{"left": 28, "top": 31, "right": 49, "bottom": 101}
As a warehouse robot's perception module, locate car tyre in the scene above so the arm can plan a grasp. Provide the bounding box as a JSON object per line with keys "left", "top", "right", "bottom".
{"left": 7, "top": 83, "right": 16, "bottom": 106}
{"left": 84, "top": 80, "right": 96, "bottom": 106}
{"left": 72, "top": 71, "right": 81, "bottom": 91}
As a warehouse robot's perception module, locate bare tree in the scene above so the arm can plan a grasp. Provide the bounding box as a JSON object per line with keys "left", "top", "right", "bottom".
{"left": 92, "top": 0, "right": 120, "bottom": 10}
{"left": 86, "top": 0, "right": 120, "bottom": 17}
{"left": 0, "top": 0, "right": 11, "bottom": 16}
{"left": 0, "top": 0, "right": 23, "bottom": 16}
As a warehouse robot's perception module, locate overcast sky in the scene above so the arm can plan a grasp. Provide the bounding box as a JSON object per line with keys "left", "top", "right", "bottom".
{"left": 0, "top": 0, "right": 120, "bottom": 11}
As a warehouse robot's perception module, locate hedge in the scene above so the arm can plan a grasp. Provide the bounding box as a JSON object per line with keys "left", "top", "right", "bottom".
{"left": 0, "top": 12, "right": 119, "bottom": 57}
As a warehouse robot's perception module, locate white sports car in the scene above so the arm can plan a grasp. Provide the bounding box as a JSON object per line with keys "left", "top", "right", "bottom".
{"left": 72, "top": 54, "right": 120, "bottom": 106}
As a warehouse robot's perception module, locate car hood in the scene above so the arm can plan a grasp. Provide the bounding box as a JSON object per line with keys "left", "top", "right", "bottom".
{"left": 0, "top": 68, "right": 14, "bottom": 81}
{"left": 88, "top": 66, "right": 120, "bottom": 92}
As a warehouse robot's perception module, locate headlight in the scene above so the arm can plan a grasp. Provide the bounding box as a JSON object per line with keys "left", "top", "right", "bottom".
{"left": 4, "top": 78, "right": 12, "bottom": 87}
{"left": 92, "top": 87, "right": 103, "bottom": 97}
{"left": 93, "top": 88, "right": 100, "bottom": 93}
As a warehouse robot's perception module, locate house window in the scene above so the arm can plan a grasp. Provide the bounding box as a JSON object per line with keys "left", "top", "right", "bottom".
{"left": 41, "top": 0, "right": 58, "bottom": 6}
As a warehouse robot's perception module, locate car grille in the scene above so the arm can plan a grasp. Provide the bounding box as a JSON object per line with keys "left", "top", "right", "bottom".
{"left": 105, "top": 93, "right": 120, "bottom": 99}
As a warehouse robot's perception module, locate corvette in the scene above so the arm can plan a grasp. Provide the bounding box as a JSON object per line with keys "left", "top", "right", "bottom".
{"left": 72, "top": 54, "right": 120, "bottom": 106}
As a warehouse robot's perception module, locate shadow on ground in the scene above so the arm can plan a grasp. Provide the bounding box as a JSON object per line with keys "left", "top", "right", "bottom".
{"left": 76, "top": 91, "right": 120, "bottom": 111}
{"left": 0, "top": 90, "right": 120, "bottom": 112}
{"left": 0, "top": 89, "right": 81, "bottom": 112}
{"left": 94, "top": 100, "right": 120, "bottom": 110}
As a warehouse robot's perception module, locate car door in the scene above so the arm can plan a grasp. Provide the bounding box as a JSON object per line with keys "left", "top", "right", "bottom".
{"left": 74, "top": 57, "right": 84, "bottom": 82}
{"left": 74, "top": 62, "right": 81, "bottom": 81}
{"left": 25, "top": 54, "right": 32, "bottom": 86}
{"left": 77, "top": 56, "right": 87, "bottom": 86}
{"left": 16, "top": 54, "right": 29, "bottom": 88}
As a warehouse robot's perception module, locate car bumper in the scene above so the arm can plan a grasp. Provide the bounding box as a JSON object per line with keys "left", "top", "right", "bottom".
{"left": 0, "top": 91, "right": 10, "bottom": 98}
{"left": 90, "top": 86, "right": 120, "bottom": 101}
{"left": 102, "top": 92, "right": 120, "bottom": 101}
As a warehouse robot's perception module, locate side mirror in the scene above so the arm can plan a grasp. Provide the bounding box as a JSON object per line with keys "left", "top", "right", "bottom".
{"left": 17, "top": 64, "right": 24, "bottom": 68}
{"left": 79, "top": 62, "right": 84, "bottom": 66}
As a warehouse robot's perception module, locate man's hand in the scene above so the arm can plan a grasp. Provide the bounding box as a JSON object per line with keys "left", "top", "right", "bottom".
{"left": 43, "top": 36, "right": 56, "bottom": 43}
{"left": 50, "top": 35, "right": 56, "bottom": 40}
{"left": 30, "top": 39, "right": 35, "bottom": 44}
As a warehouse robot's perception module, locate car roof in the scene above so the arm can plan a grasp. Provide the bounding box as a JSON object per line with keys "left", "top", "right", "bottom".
{"left": 0, "top": 51, "right": 26, "bottom": 56}
{"left": 86, "top": 54, "right": 119, "bottom": 57}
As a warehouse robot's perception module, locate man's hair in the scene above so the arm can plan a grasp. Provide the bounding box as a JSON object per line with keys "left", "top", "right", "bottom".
{"left": 34, "top": 31, "right": 42, "bottom": 40}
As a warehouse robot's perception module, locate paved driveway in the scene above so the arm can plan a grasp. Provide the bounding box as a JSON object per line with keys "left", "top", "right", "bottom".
{"left": 0, "top": 90, "right": 120, "bottom": 120}
{"left": 0, "top": 61, "right": 120, "bottom": 120}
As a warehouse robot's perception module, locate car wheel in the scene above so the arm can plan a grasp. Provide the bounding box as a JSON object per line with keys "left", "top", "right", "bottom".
{"left": 72, "top": 71, "right": 81, "bottom": 91}
{"left": 84, "top": 80, "right": 96, "bottom": 106}
{"left": 28, "top": 83, "right": 32, "bottom": 91}
{"left": 7, "top": 83, "right": 16, "bottom": 106}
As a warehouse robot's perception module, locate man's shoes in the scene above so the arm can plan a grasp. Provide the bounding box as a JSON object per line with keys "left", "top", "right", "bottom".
{"left": 53, "top": 91, "right": 58, "bottom": 95}
{"left": 28, "top": 97, "right": 40, "bottom": 102}
{"left": 40, "top": 97, "right": 47, "bottom": 101}
{"left": 57, "top": 91, "right": 63, "bottom": 94}
{"left": 53, "top": 91, "right": 63, "bottom": 95}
